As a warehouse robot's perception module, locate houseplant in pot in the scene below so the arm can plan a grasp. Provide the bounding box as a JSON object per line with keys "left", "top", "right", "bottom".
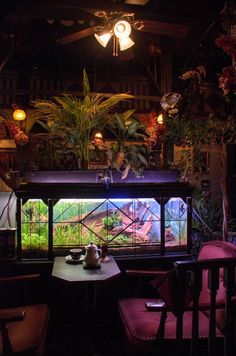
{"left": 31, "top": 69, "right": 134, "bottom": 170}
{"left": 107, "top": 109, "right": 148, "bottom": 177}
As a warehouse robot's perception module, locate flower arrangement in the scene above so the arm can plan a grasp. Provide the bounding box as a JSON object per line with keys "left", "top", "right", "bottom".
{"left": 4, "top": 119, "right": 29, "bottom": 146}
{"left": 218, "top": 65, "right": 236, "bottom": 96}
{"left": 215, "top": 34, "right": 236, "bottom": 100}
{"left": 160, "top": 31, "right": 236, "bottom": 241}
{"left": 181, "top": 70, "right": 201, "bottom": 81}
{"left": 139, "top": 112, "right": 159, "bottom": 150}
{"left": 215, "top": 34, "right": 236, "bottom": 62}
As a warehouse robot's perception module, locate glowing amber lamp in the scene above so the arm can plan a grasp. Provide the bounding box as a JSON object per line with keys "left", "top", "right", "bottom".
{"left": 13, "top": 109, "right": 26, "bottom": 121}
{"left": 94, "top": 131, "right": 103, "bottom": 139}
{"left": 157, "top": 113, "right": 164, "bottom": 125}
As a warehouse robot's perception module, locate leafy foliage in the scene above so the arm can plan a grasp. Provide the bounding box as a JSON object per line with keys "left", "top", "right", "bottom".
{"left": 31, "top": 69, "right": 134, "bottom": 169}
{"left": 106, "top": 109, "right": 148, "bottom": 175}
{"left": 192, "top": 188, "right": 223, "bottom": 240}
{"left": 107, "top": 109, "right": 146, "bottom": 152}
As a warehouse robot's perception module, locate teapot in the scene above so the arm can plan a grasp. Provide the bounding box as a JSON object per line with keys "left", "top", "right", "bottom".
{"left": 84, "top": 242, "right": 102, "bottom": 268}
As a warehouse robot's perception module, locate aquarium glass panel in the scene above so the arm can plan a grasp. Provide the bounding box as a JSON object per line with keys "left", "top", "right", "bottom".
{"left": 52, "top": 198, "right": 161, "bottom": 249}
{"left": 21, "top": 199, "right": 48, "bottom": 257}
{"left": 165, "top": 198, "right": 187, "bottom": 246}
{"left": 108, "top": 198, "right": 161, "bottom": 246}
{"left": 53, "top": 199, "right": 105, "bottom": 246}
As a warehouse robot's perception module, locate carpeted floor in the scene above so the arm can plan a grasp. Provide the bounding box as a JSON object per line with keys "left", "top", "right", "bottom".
{"left": 44, "top": 274, "right": 126, "bottom": 355}
{"left": 45, "top": 310, "right": 124, "bottom": 356}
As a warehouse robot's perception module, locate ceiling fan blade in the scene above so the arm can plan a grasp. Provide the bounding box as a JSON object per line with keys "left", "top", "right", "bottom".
{"left": 142, "top": 20, "right": 189, "bottom": 38}
{"left": 56, "top": 27, "right": 95, "bottom": 45}
{"left": 125, "top": 0, "right": 149, "bottom": 5}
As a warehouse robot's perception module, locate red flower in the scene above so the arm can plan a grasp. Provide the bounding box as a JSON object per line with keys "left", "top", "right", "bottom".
{"left": 215, "top": 35, "right": 236, "bottom": 62}
{"left": 218, "top": 65, "right": 236, "bottom": 95}
{"left": 139, "top": 113, "right": 159, "bottom": 148}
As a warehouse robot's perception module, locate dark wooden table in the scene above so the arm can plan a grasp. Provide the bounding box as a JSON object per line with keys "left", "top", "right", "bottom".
{"left": 52, "top": 256, "right": 121, "bottom": 309}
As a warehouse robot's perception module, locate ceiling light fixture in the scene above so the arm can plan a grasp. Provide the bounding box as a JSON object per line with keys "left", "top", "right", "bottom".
{"left": 114, "top": 20, "right": 131, "bottom": 39}
{"left": 119, "top": 37, "right": 135, "bottom": 51}
{"left": 94, "top": 12, "right": 143, "bottom": 56}
{"left": 94, "top": 32, "right": 112, "bottom": 47}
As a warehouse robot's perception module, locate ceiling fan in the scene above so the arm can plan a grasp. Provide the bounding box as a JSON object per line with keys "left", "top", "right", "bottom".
{"left": 55, "top": 3, "right": 189, "bottom": 50}
{"left": 0, "top": 0, "right": 189, "bottom": 61}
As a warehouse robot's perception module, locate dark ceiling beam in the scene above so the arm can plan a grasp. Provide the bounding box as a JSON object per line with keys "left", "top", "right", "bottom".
{"left": 0, "top": 0, "right": 141, "bottom": 12}
{"left": 0, "top": 0, "right": 154, "bottom": 22}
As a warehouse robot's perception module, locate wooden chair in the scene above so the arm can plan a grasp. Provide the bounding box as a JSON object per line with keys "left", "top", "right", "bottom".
{"left": 0, "top": 273, "right": 49, "bottom": 356}
{"left": 119, "top": 241, "right": 236, "bottom": 356}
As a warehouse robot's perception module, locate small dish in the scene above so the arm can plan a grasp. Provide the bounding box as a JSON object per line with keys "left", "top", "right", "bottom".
{"left": 82, "top": 261, "right": 101, "bottom": 269}
{"left": 100, "top": 256, "right": 110, "bottom": 262}
{"left": 65, "top": 254, "right": 84, "bottom": 264}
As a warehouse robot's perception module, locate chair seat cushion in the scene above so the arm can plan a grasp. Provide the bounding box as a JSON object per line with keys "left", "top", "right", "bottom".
{"left": 119, "top": 298, "right": 223, "bottom": 354}
{"left": 0, "top": 304, "right": 49, "bottom": 355}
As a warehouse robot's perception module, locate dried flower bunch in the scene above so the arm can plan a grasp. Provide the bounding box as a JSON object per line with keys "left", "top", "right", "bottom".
{"left": 215, "top": 34, "right": 236, "bottom": 98}
{"left": 215, "top": 35, "right": 236, "bottom": 62}
{"left": 4, "top": 119, "right": 29, "bottom": 146}
{"left": 181, "top": 70, "right": 201, "bottom": 81}
{"left": 218, "top": 65, "right": 236, "bottom": 95}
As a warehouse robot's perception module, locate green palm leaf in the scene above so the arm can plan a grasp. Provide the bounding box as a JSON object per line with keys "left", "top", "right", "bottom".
{"left": 31, "top": 69, "right": 135, "bottom": 170}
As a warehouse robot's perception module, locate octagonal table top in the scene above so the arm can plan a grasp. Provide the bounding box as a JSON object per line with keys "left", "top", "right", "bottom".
{"left": 52, "top": 255, "right": 121, "bottom": 284}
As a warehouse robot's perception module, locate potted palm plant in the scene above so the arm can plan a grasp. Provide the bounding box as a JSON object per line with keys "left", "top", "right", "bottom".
{"left": 31, "top": 69, "right": 134, "bottom": 170}
{"left": 107, "top": 109, "right": 148, "bottom": 177}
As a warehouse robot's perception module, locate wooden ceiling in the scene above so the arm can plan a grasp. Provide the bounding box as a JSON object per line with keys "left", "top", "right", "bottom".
{"left": 0, "top": 0, "right": 226, "bottom": 79}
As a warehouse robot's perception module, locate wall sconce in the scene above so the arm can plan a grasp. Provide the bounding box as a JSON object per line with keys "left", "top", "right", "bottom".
{"left": 94, "top": 131, "right": 103, "bottom": 139}
{"left": 157, "top": 113, "right": 164, "bottom": 125}
{"left": 13, "top": 108, "right": 26, "bottom": 121}
{"left": 93, "top": 131, "right": 105, "bottom": 147}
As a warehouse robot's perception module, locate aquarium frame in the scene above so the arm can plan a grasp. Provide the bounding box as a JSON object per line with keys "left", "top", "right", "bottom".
{"left": 15, "top": 171, "right": 194, "bottom": 260}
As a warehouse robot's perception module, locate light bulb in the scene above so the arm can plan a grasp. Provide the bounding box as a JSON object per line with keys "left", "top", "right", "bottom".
{"left": 13, "top": 109, "right": 26, "bottom": 121}
{"left": 114, "top": 20, "right": 131, "bottom": 39}
{"left": 119, "top": 37, "right": 135, "bottom": 51}
{"left": 157, "top": 113, "right": 164, "bottom": 125}
{"left": 94, "top": 32, "right": 112, "bottom": 47}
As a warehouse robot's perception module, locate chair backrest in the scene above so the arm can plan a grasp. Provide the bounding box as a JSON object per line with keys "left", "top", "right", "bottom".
{"left": 198, "top": 241, "right": 236, "bottom": 303}
{"left": 173, "top": 241, "right": 236, "bottom": 356}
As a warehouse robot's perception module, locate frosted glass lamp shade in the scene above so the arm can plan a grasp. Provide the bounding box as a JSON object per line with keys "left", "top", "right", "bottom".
{"left": 157, "top": 113, "right": 164, "bottom": 125}
{"left": 94, "top": 131, "right": 103, "bottom": 139}
{"left": 94, "top": 32, "right": 112, "bottom": 47}
{"left": 13, "top": 109, "right": 26, "bottom": 121}
{"left": 119, "top": 37, "right": 134, "bottom": 51}
{"left": 114, "top": 20, "right": 131, "bottom": 39}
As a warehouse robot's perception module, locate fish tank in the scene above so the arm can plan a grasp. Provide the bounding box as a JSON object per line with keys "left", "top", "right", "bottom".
{"left": 15, "top": 170, "right": 193, "bottom": 259}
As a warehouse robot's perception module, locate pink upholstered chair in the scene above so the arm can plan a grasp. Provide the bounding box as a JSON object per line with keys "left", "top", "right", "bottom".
{"left": 0, "top": 273, "right": 49, "bottom": 356}
{"left": 119, "top": 241, "right": 236, "bottom": 356}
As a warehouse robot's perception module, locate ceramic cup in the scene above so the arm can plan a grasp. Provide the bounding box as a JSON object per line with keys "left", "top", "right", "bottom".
{"left": 101, "top": 244, "right": 108, "bottom": 259}
{"left": 69, "top": 248, "right": 82, "bottom": 260}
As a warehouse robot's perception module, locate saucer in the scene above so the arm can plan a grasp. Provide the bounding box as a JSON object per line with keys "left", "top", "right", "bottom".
{"left": 82, "top": 261, "right": 101, "bottom": 269}
{"left": 100, "top": 256, "right": 110, "bottom": 262}
{"left": 65, "top": 254, "right": 84, "bottom": 265}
